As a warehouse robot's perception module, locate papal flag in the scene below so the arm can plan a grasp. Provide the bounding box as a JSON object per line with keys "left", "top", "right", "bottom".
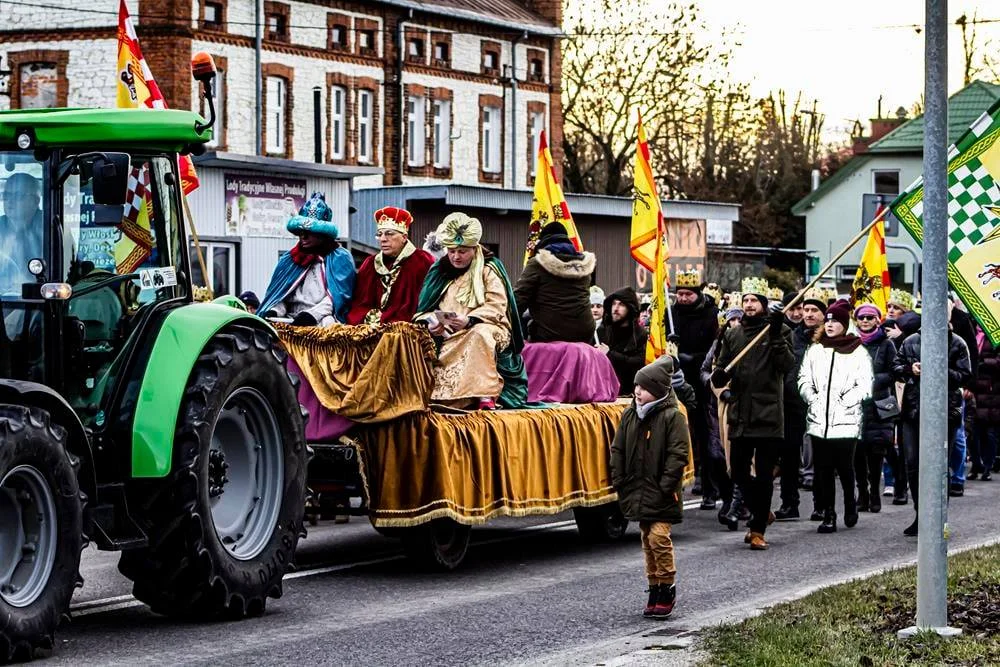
{"left": 524, "top": 130, "right": 582, "bottom": 264}
{"left": 850, "top": 207, "right": 891, "bottom": 312}
{"left": 630, "top": 113, "right": 669, "bottom": 363}
{"left": 890, "top": 98, "right": 1000, "bottom": 345}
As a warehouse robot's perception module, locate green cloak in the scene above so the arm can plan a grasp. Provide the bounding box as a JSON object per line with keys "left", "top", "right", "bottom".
{"left": 416, "top": 255, "right": 528, "bottom": 409}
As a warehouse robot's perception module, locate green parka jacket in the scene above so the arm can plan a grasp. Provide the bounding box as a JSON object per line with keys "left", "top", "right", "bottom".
{"left": 610, "top": 391, "right": 690, "bottom": 524}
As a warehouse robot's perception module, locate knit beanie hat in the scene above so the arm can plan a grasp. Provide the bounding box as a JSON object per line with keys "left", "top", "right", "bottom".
{"left": 853, "top": 303, "right": 882, "bottom": 321}
{"left": 725, "top": 306, "right": 744, "bottom": 322}
{"left": 634, "top": 356, "right": 674, "bottom": 400}
{"left": 781, "top": 290, "right": 800, "bottom": 308}
{"left": 825, "top": 299, "right": 852, "bottom": 330}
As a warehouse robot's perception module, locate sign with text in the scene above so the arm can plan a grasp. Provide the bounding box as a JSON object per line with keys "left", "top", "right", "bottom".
{"left": 224, "top": 174, "right": 307, "bottom": 238}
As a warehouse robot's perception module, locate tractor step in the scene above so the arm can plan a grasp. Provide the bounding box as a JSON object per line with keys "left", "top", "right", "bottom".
{"left": 86, "top": 484, "right": 149, "bottom": 551}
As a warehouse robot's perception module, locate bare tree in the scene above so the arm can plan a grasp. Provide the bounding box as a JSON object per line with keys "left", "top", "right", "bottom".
{"left": 957, "top": 12, "right": 1000, "bottom": 86}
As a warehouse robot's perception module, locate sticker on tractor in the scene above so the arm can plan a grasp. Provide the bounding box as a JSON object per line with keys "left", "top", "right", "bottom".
{"left": 139, "top": 267, "right": 178, "bottom": 289}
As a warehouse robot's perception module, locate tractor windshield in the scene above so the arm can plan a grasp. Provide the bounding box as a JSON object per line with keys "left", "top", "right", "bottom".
{"left": 0, "top": 154, "right": 46, "bottom": 295}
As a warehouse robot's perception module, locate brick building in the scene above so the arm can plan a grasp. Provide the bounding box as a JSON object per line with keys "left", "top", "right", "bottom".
{"left": 0, "top": 0, "right": 563, "bottom": 190}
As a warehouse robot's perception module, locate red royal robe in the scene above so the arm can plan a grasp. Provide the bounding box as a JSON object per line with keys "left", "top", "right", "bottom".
{"left": 345, "top": 248, "right": 435, "bottom": 325}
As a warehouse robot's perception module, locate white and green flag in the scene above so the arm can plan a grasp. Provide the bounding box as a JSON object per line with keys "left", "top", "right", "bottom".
{"left": 890, "top": 99, "right": 1000, "bottom": 345}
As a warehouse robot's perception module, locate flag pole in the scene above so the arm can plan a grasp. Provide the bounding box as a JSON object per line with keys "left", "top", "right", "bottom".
{"left": 182, "top": 195, "right": 212, "bottom": 293}
{"left": 723, "top": 208, "right": 888, "bottom": 373}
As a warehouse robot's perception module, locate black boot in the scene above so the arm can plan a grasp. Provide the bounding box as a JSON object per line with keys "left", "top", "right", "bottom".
{"left": 643, "top": 584, "right": 660, "bottom": 617}
{"left": 721, "top": 497, "right": 742, "bottom": 531}
{"left": 775, "top": 505, "right": 800, "bottom": 521}
{"left": 649, "top": 583, "right": 676, "bottom": 618}
{"left": 857, "top": 491, "right": 870, "bottom": 513}
{"left": 844, "top": 507, "right": 859, "bottom": 528}
{"left": 903, "top": 518, "right": 918, "bottom": 536}
{"left": 818, "top": 511, "right": 837, "bottom": 534}
{"left": 810, "top": 508, "right": 824, "bottom": 521}
{"left": 869, "top": 494, "right": 881, "bottom": 513}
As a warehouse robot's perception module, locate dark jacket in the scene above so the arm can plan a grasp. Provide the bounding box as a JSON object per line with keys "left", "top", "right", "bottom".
{"left": 860, "top": 330, "right": 898, "bottom": 448}
{"left": 514, "top": 248, "right": 597, "bottom": 344}
{"left": 950, "top": 308, "right": 979, "bottom": 379}
{"left": 892, "top": 329, "right": 973, "bottom": 423}
{"left": 670, "top": 294, "right": 719, "bottom": 385}
{"left": 784, "top": 323, "right": 816, "bottom": 419}
{"left": 597, "top": 287, "right": 647, "bottom": 396}
{"left": 974, "top": 341, "right": 1000, "bottom": 425}
{"left": 610, "top": 390, "right": 690, "bottom": 524}
{"left": 716, "top": 314, "right": 795, "bottom": 439}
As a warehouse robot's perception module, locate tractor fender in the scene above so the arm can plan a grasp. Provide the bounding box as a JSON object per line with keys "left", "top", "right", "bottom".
{"left": 131, "top": 302, "right": 275, "bottom": 478}
{"left": 0, "top": 379, "right": 96, "bottom": 501}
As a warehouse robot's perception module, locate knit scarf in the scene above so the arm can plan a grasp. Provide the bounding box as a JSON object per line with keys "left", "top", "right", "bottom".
{"left": 858, "top": 326, "right": 885, "bottom": 346}
{"left": 289, "top": 241, "right": 323, "bottom": 267}
{"left": 636, "top": 394, "right": 668, "bottom": 420}
{"left": 820, "top": 332, "right": 863, "bottom": 354}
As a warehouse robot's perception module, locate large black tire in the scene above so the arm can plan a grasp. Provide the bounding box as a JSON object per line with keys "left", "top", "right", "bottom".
{"left": 0, "top": 406, "right": 84, "bottom": 664}
{"left": 119, "top": 325, "right": 307, "bottom": 619}
{"left": 574, "top": 503, "right": 629, "bottom": 542}
{"left": 400, "top": 519, "right": 471, "bottom": 571}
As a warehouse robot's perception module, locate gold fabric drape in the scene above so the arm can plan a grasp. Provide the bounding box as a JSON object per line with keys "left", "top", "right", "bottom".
{"left": 277, "top": 322, "right": 437, "bottom": 422}
{"left": 357, "top": 402, "right": 629, "bottom": 527}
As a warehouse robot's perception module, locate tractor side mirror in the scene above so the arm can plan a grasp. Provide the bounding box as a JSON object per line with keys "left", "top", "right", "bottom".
{"left": 91, "top": 153, "right": 132, "bottom": 206}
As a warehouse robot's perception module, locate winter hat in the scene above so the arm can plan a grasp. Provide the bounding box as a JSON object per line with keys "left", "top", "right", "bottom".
{"left": 853, "top": 303, "right": 882, "bottom": 321}
{"left": 238, "top": 290, "right": 260, "bottom": 309}
{"left": 634, "top": 356, "right": 675, "bottom": 400}
{"left": 590, "top": 285, "right": 606, "bottom": 306}
{"left": 781, "top": 290, "right": 800, "bottom": 308}
{"left": 725, "top": 306, "right": 744, "bottom": 322}
{"left": 825, "top": 299, "right": 852, "bottom": 330}
{"left": 538, "top": 221, "right": 569, "bottom": 244}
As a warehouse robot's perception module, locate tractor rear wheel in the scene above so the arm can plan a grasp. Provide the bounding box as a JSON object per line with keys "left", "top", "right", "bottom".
{"left": 119, "top": 325, "right": 307, "bottom": 619}
{"left": 573, "top": 503, "right": 629, "bottom": 542}
{"left": 0, "top": 406, "right": 83, "bottom": 664}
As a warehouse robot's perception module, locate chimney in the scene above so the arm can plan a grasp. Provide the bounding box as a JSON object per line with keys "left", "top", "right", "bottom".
{"left": 870, "top": 106, "right": 908, "bottom": 142}
{"left": 811, "top": 169, "right": 821, "bottom": 192}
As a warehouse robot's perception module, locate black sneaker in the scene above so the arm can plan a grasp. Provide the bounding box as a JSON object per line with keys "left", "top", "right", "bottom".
{"left": 700, "top": 497, "right": 718, "bottom": 510}
{"left": 810, "top": 510, "right": 824, "bottom": 521}
{"left": 903, "top": 519, "right": 918, "bottom": 536}
{"left": 892, "top": 493, "right": 909, "bottom": 506}
{"left": 774, "top": 505, "right": 800, "bottom": 521}
{"left": 949, "top": 484, "right": 964, "bottom": 498}
{"left": 982, "top": 471, "right": 993, "bottom": 481}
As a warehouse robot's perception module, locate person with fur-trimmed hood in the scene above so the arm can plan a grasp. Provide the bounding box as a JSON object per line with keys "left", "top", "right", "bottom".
{"left": 597, "top": 286, "right": 647, "bottom": 396}
{"left": 514, "top": 221, "right": 597, "bottom": 343}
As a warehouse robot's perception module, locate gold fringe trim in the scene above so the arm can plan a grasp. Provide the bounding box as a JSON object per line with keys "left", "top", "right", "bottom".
{"left": 276, "top": 321, "right": 438, "bottom": 365}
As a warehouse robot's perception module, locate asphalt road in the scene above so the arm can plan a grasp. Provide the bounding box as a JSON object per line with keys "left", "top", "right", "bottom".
{"left": 49, "top": 479, "right": 1000, "bottom": 666}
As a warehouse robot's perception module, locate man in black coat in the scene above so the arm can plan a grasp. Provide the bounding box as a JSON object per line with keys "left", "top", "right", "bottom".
{"left": 597, "top": 287, "right": 647, "bottom": 396}
{"left": 671, "top": 270, "right": 720, "bottom": 508}
{"left": 712, "top": 279, "right": 795, "bottom": 550}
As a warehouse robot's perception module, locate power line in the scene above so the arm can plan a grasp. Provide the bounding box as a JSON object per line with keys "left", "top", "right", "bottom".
{"left": 2, "top": 0, "right": 999, "bottom": 38}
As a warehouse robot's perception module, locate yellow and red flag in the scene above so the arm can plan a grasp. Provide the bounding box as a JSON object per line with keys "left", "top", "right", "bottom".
{"left": 525, "top": 130, "right": 582, "bottom": 264}
{"left": 630, "top": 113, "right": 669, "bottom": 363}
{"left": 850, "top": 206, "right": 891, "bottom": 312}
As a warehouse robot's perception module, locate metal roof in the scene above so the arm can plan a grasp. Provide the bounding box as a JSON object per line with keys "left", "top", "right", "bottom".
{"left": 194, "top": 151, "right": 384, "bottom": 180}
{"left": 375, "top": 0, "right": 561, "bottom": 35}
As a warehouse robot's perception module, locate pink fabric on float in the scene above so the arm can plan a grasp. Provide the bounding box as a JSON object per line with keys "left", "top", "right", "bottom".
{"left": 286, "top": 356, "right": 356, "bottom": 442}
{"left": 522, "top": 342, "right": 620, "bottom": 404}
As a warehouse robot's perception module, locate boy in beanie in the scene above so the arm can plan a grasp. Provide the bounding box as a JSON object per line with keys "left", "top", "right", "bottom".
{"left": 610, "top": 356, "right": 691, "bottom": 618}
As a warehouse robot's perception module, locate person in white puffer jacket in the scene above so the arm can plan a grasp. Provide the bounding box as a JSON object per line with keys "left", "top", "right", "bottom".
{"left": 798, "top": 299, "right": 874, "bottom": 535}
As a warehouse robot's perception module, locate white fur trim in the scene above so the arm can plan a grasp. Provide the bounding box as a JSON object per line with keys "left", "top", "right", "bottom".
{"left": 535, "top": 248, "right": 596, "bottom": 279}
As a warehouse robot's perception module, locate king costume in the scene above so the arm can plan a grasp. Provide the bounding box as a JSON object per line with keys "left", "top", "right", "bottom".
{"left": 346, "top": 206, "right": 434, "bottom": 325}
{"left": 414, "top": 212, "right": 529, "bottom": 409}
{"left": 259, "top": 193, "right": 356, "bottom": 326}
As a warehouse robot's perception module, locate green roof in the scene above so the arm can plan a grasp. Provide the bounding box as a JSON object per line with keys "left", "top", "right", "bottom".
{"left": 867, "top": 80, "right": 1000, "bottom": 153}
{"left": 792, "top": 80, "right": 1000, "bottom": 215}
{"left": 0, "top": 108, "right": 211, "bottom": 152}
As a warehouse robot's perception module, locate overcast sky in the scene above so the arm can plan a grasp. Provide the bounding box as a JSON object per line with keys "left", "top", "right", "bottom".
{"left": 695, "top": 0, "right": 1000, "bottom": 141}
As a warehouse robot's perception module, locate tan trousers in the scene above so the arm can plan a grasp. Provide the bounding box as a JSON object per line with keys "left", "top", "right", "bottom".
{"left": 639, "top": 521, "right": 676, "bottom": 585}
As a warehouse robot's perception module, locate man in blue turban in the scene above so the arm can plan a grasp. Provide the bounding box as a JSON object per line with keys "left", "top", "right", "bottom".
{"left": 259, "top": 192, "right": 356, "bottom": 326}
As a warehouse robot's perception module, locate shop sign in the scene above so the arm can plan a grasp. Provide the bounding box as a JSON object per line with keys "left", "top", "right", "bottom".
{"left": 224, "top": 174, "right": 307, "bottom": 237}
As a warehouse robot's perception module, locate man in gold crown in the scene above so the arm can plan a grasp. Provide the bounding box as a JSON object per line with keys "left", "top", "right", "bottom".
{"left": 670, "top": 268, "right": 723, "bottom": 509}
{"left": 346, "top": 206, "right": 435, "bottom": 325}
{"left": 414, "top": 212, "right": 527, "bottom": 410}
{"left": 710, "top": 276, "right": 794, "bottom": 550}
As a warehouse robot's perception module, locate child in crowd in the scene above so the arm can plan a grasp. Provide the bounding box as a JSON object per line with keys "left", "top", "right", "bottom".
{"left": 610, "top": 356, "right": 691, "bottom": 618}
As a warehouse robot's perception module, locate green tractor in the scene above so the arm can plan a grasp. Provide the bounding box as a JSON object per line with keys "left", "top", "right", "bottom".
{"left": 0, "top": 60, "right": 308, "bottom": 661}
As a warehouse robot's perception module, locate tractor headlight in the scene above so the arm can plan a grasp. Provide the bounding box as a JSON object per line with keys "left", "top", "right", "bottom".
{"left": 16, "top": 132, "right": 33, "bottom": 150}
{"left": 40, "top": 283, "right": 72, "bottom": 300}
{"left": 27, "top": 258, "right": 45, "bottom": 276}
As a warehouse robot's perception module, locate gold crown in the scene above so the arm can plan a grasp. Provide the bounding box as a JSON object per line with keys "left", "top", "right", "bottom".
{"left": 726, "top": 292, "right": 742, "bottom": 306}
{"left": 703, "top": 282, "right": 723, "bottom": 304}
{"left": 888, "top": 288, "right": 914, "bottom": 310}
{"left": 801, "top": 287, "right": 825, "bottom": 304}
{"left": 676, "top": 269, "right": 702, "bottom": 288}
{"left": 766, "top": 286, "right": 785, "bottom": 300}
{"left": 741, "top": 276, "right": 769, "bottom": 296}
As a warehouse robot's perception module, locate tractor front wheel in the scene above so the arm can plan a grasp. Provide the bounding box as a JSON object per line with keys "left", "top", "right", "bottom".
{"left": 0, "top": 406, "right": 83, "bottom": 664}
{"left": 120, "top": 325, "right": 307, "bottom": 619}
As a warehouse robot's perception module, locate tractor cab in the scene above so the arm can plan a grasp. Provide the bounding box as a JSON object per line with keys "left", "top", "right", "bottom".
{"left": 0, "top": 146, "right": 189, "bottom": 418}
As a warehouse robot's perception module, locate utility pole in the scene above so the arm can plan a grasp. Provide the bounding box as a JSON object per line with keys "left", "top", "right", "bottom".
{"left": 255, "top": 0, "right": 263, "bottom": 155}
{"left": 898, "top": 0, "right": 961, "bottom": 639}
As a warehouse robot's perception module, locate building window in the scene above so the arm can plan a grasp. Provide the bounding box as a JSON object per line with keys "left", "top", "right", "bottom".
{"left": 407, "top": 37, "right": 425, "bottom": 62}
{"left": 330, "top": 23, "right": 347, "bottom": 50}
{"left": 407, "top": 96, "right": 426, "bottom": 167}
{"left": 190, "top": 241, "right": 238, "bottom": 298}
{"left": 433, "top": 99, "right": 451, "bottom": 168}
{"left": 264, "top": 4, "right": 289, "bottom": 42}
{"left": 203, "top": 0, "right": 224, "bottom": 28}
{"left": 207, "top": 66, "right": 226, "bottom": 148}
{"left": 358, "top": 29, "right": 375, "bottom": 53}
{"left": 873, "top": 170, "right": 900, "bottom": 195}
{"left": 483, "top": 50, "right": 499, "bottom": 74}
{"left": 482, "top": 105, "right": 501, "bottom": 173}
{"left": 528, "top": 58, "right": 544, "bottom": 82}
{"left": 433, "top": 42, "right": 449, "bottom": 64}
{"left": 358, "top": 89, "right": 373, "bottom": 163}
{"left": 265, "top": 76, "right": 287, "bottom": 155}
{"left": 330, "top": 85, "right": 346, "bottom": 160}
{"left": 18, "top": 62, "right": 58, "bottom": 109}
{"left": 529, "top": 110, "right": 544, "bottom": 176}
